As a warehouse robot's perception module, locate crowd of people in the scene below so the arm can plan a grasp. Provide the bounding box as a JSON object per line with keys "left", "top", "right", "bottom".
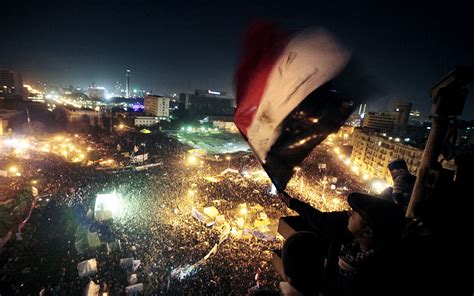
{"left": 0, "top": 130, "right": 381, "bottom": 295}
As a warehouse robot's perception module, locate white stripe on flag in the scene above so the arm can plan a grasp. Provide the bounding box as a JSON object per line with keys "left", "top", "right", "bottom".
{"left": 247, "top": 28, "right": 351, "bottom": 163}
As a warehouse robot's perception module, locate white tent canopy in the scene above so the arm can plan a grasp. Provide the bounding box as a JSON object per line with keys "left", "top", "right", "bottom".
{"left": 77, "top": 258, "right": 98, "bottom": 278}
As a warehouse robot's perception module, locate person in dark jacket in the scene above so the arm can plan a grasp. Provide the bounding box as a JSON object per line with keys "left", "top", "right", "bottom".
{"left": 280, "top": 192, "right": 405, "bottom": 296}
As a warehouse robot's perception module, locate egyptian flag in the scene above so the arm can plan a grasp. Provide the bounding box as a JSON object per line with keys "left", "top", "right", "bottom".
{"left": 234, "top": 22, "right": 358, "bottom": 192}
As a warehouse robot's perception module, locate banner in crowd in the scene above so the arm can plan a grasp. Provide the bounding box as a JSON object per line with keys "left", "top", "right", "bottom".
{"left": 131, "top": 153, "right": 148, "bottom": 163}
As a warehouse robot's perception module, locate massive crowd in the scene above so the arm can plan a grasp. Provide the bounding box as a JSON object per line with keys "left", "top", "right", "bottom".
{"left": 0, "top": 131, "right": 368, "bottom": 295}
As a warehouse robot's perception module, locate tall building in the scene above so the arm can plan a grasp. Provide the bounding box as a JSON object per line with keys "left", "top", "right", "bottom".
{"left": 351, "top": 128, "right": 423, "bottom": 183}
{"left": 408, "top": 110, "right": 422, "bottom": 126}
{"left": 179, "top": 89, "right": 236, "bottom": 117}
{"left": 361, "top": 102, "right": 412, "bottom": 134}
{"left": 362, "top": 112, "right": 398, "bottom": 132}
{"left": 88, "top": 86, "right": 106, "bottom": 99}
{"left": 125, "top": 69, "right": 131, "bottom": 98}
{"left": 393, "top": 102, "right": 412, "bottom": 133}
{"left": 114, "top": 81, "right": 123, "bottom": 97}
{"left": 144, "top": 95, "right": 170, "bottom": 119}
{"left": 0, "top": 69, "right": 26, "bottom": 100}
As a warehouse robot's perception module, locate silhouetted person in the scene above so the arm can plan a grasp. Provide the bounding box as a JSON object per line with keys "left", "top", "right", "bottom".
{"left": 280, "top": 192, "right": 405, "bottom": 296}
{"left": 280, "top": 231, "right": 325, "bottom": 295}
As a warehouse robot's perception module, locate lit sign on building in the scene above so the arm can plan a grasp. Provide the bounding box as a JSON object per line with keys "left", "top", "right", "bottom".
{"left": 208, "top": 90, "right": 221, "bottom": 95}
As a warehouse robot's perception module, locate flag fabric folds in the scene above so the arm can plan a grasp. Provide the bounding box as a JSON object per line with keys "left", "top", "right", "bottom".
{"left": 234, "top": 22, "right": 357, "bottom": 191}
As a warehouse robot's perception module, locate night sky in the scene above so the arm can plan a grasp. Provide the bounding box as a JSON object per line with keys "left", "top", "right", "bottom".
{"left": 1, "top": 0, "right": 473, "bottom": 119}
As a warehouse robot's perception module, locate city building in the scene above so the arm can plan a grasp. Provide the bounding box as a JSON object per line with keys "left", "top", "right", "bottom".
{"left": 362, "top": 112, "right": 398, "bottom": 132}
{"left": 0, "top": 69, "right": 27, "bottom": 100}
{"left": 408, "top": 110, "right": 422, "bottom": 126}
{"left": 65, "top": 108, "right": 101, "bottom": 127}
{"left": 144, "top": 95, "right": 170, "bottom": 119}
{"left": 350, "top": 128, "right": 423, "bottom": 183}
{"left": 361, "top": 102, "right": 412, "bottom": 134}
{"left": 134, "top": 116, "right": 160, "bottom": 127}
{"left": 125, "top": 70, "right": 131, "bottom": 98}
{"left": 201, "top": 116, "right": 239, "bottom": 133}
{"left": 88, "top": 86, "right": 106, "bottom": 99}
{"left": 114, "top": 81, "right": 123, "bottom": 97}
{"left": 179, "top": 89, "right": 236, "bottom": 117}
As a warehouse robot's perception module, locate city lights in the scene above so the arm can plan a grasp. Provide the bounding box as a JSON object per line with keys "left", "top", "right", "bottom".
{"left": 8, "top": 166, "right": 18, "bottom": 173}
{"left": 371, "top": 180, "right": 388, "bottom": 194}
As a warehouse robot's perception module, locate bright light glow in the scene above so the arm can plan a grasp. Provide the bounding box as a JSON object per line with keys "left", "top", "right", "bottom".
{"left": 208, "top": 90, "right": 221, "bottom": 95}
{"left": 225, "top": 156, "right": 231, "bottom": 161}
{"left": 270, "top": 184, "right": 277, "bottom": 195}
{"left": 239, "top": 208, "right": 248, "bottom": 215}
{"left": 372, "top": 180, "right": 388, "bottom": 194}
{"left": 187, "top": 155, "right": 198, "bottom": 165}
{"left": 118, "top": 124, "right": 125, "bottom": 129}
{"left": 95, "top": 191, "right": 120, "bottom": 221}
{"left": 344, "top": 159, "right": 351, "bottom": 165}
{"left": 351, "top": 165, "right": 359, "bottom": 174}
{"left": 363, "top": 174, "right": 369, "bottom": 180}
{"left": 334, "top": 147, "right": 340, "bottom": 154}
{"left": 8, "top": 166, "right": 18, "bottom": 173}
{"left": 338, "top": 154, "right": 344, "bottom": 160}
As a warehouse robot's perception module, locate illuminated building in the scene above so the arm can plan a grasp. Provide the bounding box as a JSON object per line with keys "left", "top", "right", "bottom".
{"left": 88, "top": 86, "right": 106, "bottom": 99}
{"left": 361, "top": 102, "right": 412, "bottom": 134}
{"left": 350, "top": 128, "right": 423, "bottom": 183}
{"left": 125, "top": 69, "right": 131, "bottom": 98}
{"left": 408, "top": 110, "right": 422, "bottom": 126}
{"left": 144, "top": 95, "right": 170, "bottom": 119}
{"left": 114, "top": 81, "right": 123, "bottom": 97}
{"left": 179, "top": 89, "right": 236, "bottom": 117}
{"left": 0, "top": 68, "right": 26, "bottom": 100}
{"left": 66, "top": 108, "right": 102, "bottom": 127}
{"left": 134, "top": 116, "right": 160, "bottom": 127}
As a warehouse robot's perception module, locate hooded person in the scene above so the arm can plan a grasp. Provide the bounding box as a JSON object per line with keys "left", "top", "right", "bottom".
{"left": 280, "top": 231, "right": 325, "bottom": 296}
{"left": 280, "top": 191, "right": 406, "bottom": 296}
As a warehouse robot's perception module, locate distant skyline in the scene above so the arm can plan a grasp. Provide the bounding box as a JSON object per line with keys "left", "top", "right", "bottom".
{"left": 1, "top": 0, "right": 473, "bottom": 119}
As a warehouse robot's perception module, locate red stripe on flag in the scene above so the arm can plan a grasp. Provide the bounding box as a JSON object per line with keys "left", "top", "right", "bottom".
{"left": 234, "top": 22, "right": 290, "bottom": 137}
